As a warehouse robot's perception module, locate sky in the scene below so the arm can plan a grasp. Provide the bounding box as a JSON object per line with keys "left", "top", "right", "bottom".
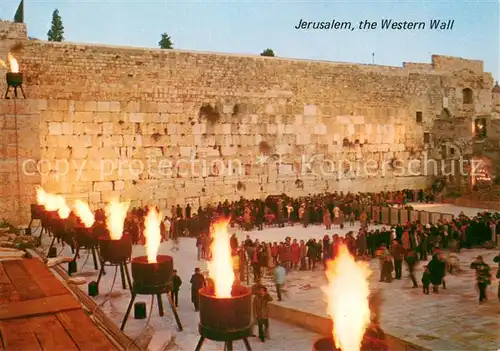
{"left": 0, "top": 0, "right": 499, "bottom": 80}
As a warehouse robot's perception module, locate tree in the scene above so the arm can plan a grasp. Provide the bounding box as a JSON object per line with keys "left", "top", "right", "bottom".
{"left": 158, "top": 33, "right": 173, "bottom": 49}
{"left": 47, "top": 9, "right": 64, "bottom": 42}
{"left": 260, "top": 48, "right": 275, "bottom": 57}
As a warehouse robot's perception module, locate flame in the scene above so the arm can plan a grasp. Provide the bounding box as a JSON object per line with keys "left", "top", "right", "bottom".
{"left": 105, "top": 199, "right": 130, "bottom": 240}
{"left": 144, "top": 207, "right": 162, "bottom": 263}
{"left": 323, "top": 244, "right": 371, "bottom": 351}
{"left": 207, "top": 218, "right": 234, "bottom": 298}
{"left": 7, "top": 53, "right": 18, "bottom": 73}
{"left": 0, "top": 59, "right": 6, "bottom": 69}
{"left": 73, "top": 200, "right": 95, "bottom": 228}
{"left": 35, "top": 186, "right": 71, "bottom": 219}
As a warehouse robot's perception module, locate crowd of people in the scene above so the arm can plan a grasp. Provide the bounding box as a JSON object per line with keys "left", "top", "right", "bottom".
{"left": 188, "top": 205, "right": 500, "bottom": 308}
{"left": 162, "top": 189, "right": 431, "bottom": 239}
{"left": 86, "top": 188, "right": 499, "bottom": 341}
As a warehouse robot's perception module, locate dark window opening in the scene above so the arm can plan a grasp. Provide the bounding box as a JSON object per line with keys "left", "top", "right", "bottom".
{"left": 423, "top": 133, "right": 430, "bottom": 144}
{"left": 416, "top": 111, "right": 423, "bottom": 123}
{"left": 462, "top": 88, "right": 473, "bottom": 104}
{"left": 450, "top": 147, "right": 455, "bottom": 155}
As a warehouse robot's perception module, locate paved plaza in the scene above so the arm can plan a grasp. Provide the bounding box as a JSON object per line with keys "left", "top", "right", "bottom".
{"left": 37, "top": 202, "right": 500, "bottom": 350}
{"left": 260, "top": 248, "right": 500, "bottom": 351}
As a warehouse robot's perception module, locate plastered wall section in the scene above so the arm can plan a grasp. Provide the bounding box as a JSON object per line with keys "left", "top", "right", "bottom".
{"left": 0, "top": 99, "right": 42, "bottom": 225}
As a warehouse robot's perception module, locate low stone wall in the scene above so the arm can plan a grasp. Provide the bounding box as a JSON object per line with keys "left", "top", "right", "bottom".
{"left": 268, "top": 303, "right": 429, "bottom": 351}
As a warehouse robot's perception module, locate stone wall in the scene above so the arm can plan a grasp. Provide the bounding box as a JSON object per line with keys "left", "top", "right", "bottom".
{"left": 35, "top": 97, "right": 431, "bottom": 212}
{"left": 0, "top": 21, "right": 497, "bottom": 223}
{"left": 0, "top": 100, "right": 41, "bottom": 225}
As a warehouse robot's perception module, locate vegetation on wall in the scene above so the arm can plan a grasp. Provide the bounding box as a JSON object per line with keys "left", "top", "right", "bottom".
{"left": 159, "top": 33, "right": 174, "bottom": 49}
{"left": 47, "top": 9, "right": 64, "bottom": 42}
{"left": 259, "top": 141, "right": 272, "bottom": 155}
{"left": 199, "top": 103, "right": 220, "bottom": 123}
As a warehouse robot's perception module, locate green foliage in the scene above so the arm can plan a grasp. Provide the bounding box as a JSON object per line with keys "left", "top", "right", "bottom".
{"left": 47, "top": 9, "right": 64, "bottom": 42}
{"left": 0, "top": 219, "right": 9, "bottom": 228}
{"left": 260, "top": 48, "right": 275, "bottom": 57}
{"left": 159, "top": 33, "right": 173, "bottom": 49}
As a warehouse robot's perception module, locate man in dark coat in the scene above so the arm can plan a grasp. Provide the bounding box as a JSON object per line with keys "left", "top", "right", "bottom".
{"left": 176, "top": 204, "right": 183, "bottom": 219}
{"left": 494, "top": 253, "right": 500, "bottom": 301}
{"left": 190, "top": 268, "right": 206, "bottom": 311}
{"left": 428, "top": 254, "right": 445, "bottom": 293}
{"left": 230, "top": 233, "right": 239, "bottom": 251}
{"left": 470, "top": 255, "right": 492, "bottom": 303}
{"left": 170, "top": 269, "right": 182, "bottom": 307}
{"left": 253, "top": 286, "right": 273, "bottom": 342}
{"left": 391, "top": 240, "right": 405, "bottom": 280}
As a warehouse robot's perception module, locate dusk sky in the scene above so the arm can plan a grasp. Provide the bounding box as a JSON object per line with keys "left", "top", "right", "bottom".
{"left": 1, "top": 0, "right": 499, "bottom": 80}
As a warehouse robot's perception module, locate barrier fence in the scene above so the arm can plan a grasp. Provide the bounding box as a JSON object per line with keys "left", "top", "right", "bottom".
{"left": 390, "top": 208, "right": 399, "bottom": 225}
{"left": 356, "top": 205, "right": 455, "bottom": 226}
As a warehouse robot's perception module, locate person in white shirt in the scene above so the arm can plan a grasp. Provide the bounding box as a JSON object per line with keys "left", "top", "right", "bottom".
{"left": 274, "top": 263, "right": 287, "bottom": 301}
{"left": 163, "top": 216, "right": 171, "bottom": 238}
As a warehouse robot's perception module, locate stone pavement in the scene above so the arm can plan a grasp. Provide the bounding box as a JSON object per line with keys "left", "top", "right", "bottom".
{"left": 260, "top": 248, "right": 500, "bottom": 351}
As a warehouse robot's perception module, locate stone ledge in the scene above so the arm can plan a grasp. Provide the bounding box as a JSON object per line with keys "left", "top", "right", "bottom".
{"left": 268, "top": 302, "right": 429, "bottom": 351}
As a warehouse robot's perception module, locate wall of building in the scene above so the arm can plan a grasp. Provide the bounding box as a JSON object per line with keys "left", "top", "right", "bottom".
{"left": 0, "top": 100, "right": 41, "bottom": 225}
{"left": 0, "top": 21, "right": 497, "bottom": 223}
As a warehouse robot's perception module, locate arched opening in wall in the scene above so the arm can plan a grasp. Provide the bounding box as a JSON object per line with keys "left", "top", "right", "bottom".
{"left": 462, "top": 88, "right": 473, "bottom": 104}
{"left": 470, "top": 156, "right": 493, "bottom": 190}
{"left": 440, "top": 108, "right": 451, "bottom": 119}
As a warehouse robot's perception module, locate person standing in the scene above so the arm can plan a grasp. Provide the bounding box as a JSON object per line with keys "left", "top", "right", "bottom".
{"left": 470, "top": 256, "right": 492, "bottom": 303}
{"left": 286, "top": 203, "right": 294, "bottom": 226}
{"left": 253, "top": 286, "right": 273, "bottom": 342}
{"left": 230, "top": 233, "right": 238, "bottom": 251}
{"left": 299, "top": 239, "right": 307, "bottom": 270}
{"left": 421, "top": 266, "right": 431, "bottom": 294}
{"left": 404, "top": 249, "right": 418, "bottom": 288}
{"left": 494, "top": 253, "right": 500, "bottom": 301}
{"left": 196, "top": 234, "right": 203, "bottom": 260}
{"left": 391, "top": 240, "right": 404, "bottom": 280}
{"left": 381, "top": 255, "right": 394, "bottom": 283}
{"left": 163, "top": 216, "right": 171, "bottom": 239}
{"left": 249, "top": 280, "right": 265, "bottom": 337}
{"left": 428, "top": 254, "right": 445, "bottom": 293}
{"left": 170, "top": 269, "right": 182, "bottom": 307}
{"left": 251, "top": 246, "right": 262, "bottom": 282}
{"left": 274, "top": 262, "right": 286, "bottom": 301}
{"left": 376, "top": 243, "right": 390, "bottom": 282}
{"left": 232, "top": 249, "right": 240, "bottom": 279}
{"left": 190, "top": 268, "right": 205, "bottom": 311}
{"left": 323, "top": 206, "right": 332, "bottom": 230}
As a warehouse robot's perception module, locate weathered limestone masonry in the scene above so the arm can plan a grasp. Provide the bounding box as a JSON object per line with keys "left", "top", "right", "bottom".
{"left": 0, "top": 21, "right": 496, "bottom": 224}
{"left": 0, "top": 100, "right": 42, "bottom": 225}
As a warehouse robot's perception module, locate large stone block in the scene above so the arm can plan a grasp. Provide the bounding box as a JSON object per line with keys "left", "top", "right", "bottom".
{"left": 93, "top": 181, "right": 114, "bottom": 192}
